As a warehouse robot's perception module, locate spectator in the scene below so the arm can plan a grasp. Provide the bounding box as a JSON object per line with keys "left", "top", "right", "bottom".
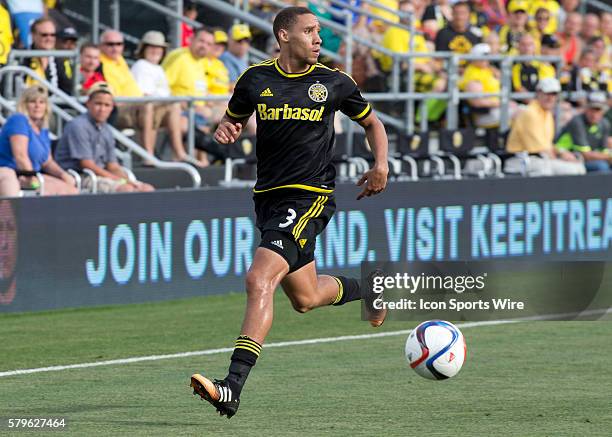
{"left": 207, "top": 29, "right": 231, "bottom": 95}
{"left": 589, "top": 36, "right": 612, "bottom": 92}
{"left": 6, "top": 0, "right": 43, "bottom": 48}
{"left": 558, "top": 0, "right": 579, "bottom": 30}
{"left": 581, "top": 13, "right": 600, "bottom": 43}
{"left": 423, "top": 0, "right": 453, "bottom": 40}
{"left": 602, "top": 12, "right": 612, "bottom": 50}
{"left": 499, "top": 0, "right": 529, "bottom": 54}
{"left": 477, "top": 0, "right": 507, "bottom": 30}
{"left": 0, "top": 1, "right": 13, "bottom": 65}
{"left": 56, "top": 26, "right": 78, "bottom": 50}
{"left": 220, "top": 24, "right": 251, "bottom": 83}
{"left": 130, "top": 31, "right": 196, "bottom": 166}
{"left": 100, "top": 29, "right": 183, "bottom": 166}
{"left": 78, "top": 42, "right": 105, "bottom": 94}
{"left": 557, "top": 12, "right": 582, "bottom": 66}
{"left": 528, "top": 0, "right": 560, "bottom": 35}
{"left": 55, "top": 83, "right": 154, "bottom": 193}
{"left": 369, "top": 0, "right": 400, "bottom": 33}
{"left": 378, "top": 0, "right": 445, "bottom": 93}
{"left": 512, "top": 33, "right": 539, "bottom": 93}
{"left": 556, "top": 92, "right": 611, "bottom": 173}
{"left": 564, "top": 48, "right": 609, "bottom": 95}
{"left": 469, "top": 0, "right": 493, "bottom": 38}
{"left": 181, "top": 0, "right": 198, "bottom": 48}
{"left": 163, "top": 27, "right": 211, "bottom": 103}
{"left": 505, "top": 77, "right": 585, "bottom": 176}
{"left": 163, "top": 27, "right": 219, "bottom": 166}
{"left": 0, "top": 85, "right": 78, "bottom": 196}
{"left": 213, "top": 28, "right": 228, "bottom": 58}
{"left": 529, "top": 7, "right": 552, "bottom": 48}
{"left": 538, "top": 34, "right": 561, "bottom": 80}
{"left": 435, "top": 1, "right": 481, "bottom": 56}
{"left": 23, "top": 18, "right": 74, "bottom": 94}
{"left": 484, "top": 31, "right": 501, "bottom": 55}
{"left": 459, "top": 43, "right": 503, "bottom": 128}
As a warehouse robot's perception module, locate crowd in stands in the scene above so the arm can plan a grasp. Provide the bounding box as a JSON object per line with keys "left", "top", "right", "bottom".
{"left": 0, "top": 0, "right": 611, "bottom": 197}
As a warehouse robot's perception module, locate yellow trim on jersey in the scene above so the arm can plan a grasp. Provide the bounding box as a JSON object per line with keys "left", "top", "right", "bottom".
{"left": 350, "top": 103, "right": 371, "bottom": 121}
{"left": 253, "top": 184, "right": 334, "bottom": 194}
{"left": 226, "top": 108, "right": 253, "bottom": 119}
{"left": 315, "top": 63, "right": 359, "bottom": 86}
{"left": 274, "top": 58, "right": 316, "bottom": 78}
{"left": 339, "top": 69, "right": 358, "bottom": 85}
{"left": 235, "top": 58, "right": 275, "bottom": 83}
{"left": 315, "top": 62, "right": 336, "bottom": 72}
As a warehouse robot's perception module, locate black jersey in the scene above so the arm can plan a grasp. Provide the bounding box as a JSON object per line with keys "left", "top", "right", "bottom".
{"left": 226, "top": 58, "right": 372, "bottom": 193}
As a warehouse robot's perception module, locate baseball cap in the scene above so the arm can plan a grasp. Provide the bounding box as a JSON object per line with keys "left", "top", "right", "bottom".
{"left": 58, "top": 27, "right": 79, "bottom": 40}
{"left": 470, "top": 43, "right": 491, "bottom": 56}
{"left": 214, "top": 29, "right": 228, "bottom": 44}
{"left": 230, "top": 24, "right": 251, "bottom": 41}
{"left": 508, "top": 0, "right": 528, "bottom": 13}
{"left": 587, "top": 92, "right": 609, "bottom": 110}
{"left": 537, "top": 77, "right": 561, "bottom": 93}
{"left": 541, "top": 34, "right": 560, "bottom": 48}
{"left": 87, "top": 82, "right": 114, "bottom": 98}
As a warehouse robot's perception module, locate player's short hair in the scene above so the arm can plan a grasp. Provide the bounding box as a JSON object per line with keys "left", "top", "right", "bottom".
{"left": 272, "top": 7, "right": 315, "bottom": 44}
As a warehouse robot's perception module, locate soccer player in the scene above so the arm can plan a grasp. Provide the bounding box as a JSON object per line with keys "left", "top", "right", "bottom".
{"left": 190, "top": 6, "right": 389, "bottom": 418}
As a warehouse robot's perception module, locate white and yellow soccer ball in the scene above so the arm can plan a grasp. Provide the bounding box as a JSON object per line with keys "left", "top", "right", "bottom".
{"left": 405, "top": 320, "right": 466, "bottom": 380}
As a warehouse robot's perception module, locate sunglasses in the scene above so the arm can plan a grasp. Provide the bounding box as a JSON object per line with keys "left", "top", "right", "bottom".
{"left": 38, "top": 32, "right": 56, "bottom": 38}
{"left": 103, "top": 41, "right": 124, "bottom": 47}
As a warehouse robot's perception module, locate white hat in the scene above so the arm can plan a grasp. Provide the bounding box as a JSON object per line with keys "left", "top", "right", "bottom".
{"left": 139, "top": 30, "right": 168, "bottom": 48}
{"left": 470, "top": 43, "right": 491, "bottom": 57}
{"left": 537, "top": 77, "right": 561, "bottom": 93}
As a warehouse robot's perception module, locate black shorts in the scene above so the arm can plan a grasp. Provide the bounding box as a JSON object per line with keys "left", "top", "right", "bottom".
{"left": 254, "top": 189, "right": 336, "bottom": 273}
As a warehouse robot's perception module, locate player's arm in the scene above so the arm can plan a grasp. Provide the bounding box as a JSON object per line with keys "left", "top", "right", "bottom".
{"left": 355, "top": 112, "right": 389, "bottom": 200}
{"left": 214, "top": 113, "right": 250, "bottom": 144}
{"left": 214, "top": 68, "right": 254, "bottom": 144}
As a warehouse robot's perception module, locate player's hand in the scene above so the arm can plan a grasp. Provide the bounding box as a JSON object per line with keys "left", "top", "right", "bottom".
{"left": 214, "top": 121, "right": 243, "bottom": 144}
{"left": 356, "top": 164, "right": 388, "bottom": 200}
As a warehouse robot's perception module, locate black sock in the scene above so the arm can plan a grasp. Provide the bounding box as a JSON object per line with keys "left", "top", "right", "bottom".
{"left": 331, "top": 276, "right": 361, "bottom": 306}
{"left": 224, "top": 335, "right": 261, "bottom": 396}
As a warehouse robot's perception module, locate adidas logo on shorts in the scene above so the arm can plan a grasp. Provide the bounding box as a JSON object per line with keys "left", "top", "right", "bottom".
{"left": 270, "top": 240, "right": 284, "bottom": 250}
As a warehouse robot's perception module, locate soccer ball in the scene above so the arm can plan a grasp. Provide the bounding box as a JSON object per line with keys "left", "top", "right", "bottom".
{"left": 405, "top": 320, "right": 466, "bottom": 380}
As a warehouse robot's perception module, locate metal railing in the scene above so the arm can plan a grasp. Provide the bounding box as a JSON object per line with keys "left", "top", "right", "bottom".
{"left": 0, "top": 66, "right": 201, "bottom": 188}
{"left": 7, "top": 49, "right": 81, "bottom": 97}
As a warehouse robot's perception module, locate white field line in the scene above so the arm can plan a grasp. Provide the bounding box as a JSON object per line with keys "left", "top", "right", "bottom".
{"left": 1, "top": 308, "right": 610, "bottom": 378}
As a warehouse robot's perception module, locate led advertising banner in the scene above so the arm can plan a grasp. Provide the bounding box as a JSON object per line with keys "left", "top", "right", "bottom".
{"left": 1, "top": 175, "right": 611, "bottom": 313}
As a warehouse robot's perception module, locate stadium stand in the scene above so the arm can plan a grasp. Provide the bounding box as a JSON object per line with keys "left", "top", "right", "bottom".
{"left": 0, "top": 0, "right": 611, "bottom": 196}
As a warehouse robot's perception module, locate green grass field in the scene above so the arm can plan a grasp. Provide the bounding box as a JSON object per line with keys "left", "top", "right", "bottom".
{"left": 1, "top": 293, "right": 611, "bottom": 436}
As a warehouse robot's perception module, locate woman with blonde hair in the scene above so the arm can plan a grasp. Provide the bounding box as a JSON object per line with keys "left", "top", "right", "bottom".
{"left": 0, "top": 85, "right": 78, "bottom": 197}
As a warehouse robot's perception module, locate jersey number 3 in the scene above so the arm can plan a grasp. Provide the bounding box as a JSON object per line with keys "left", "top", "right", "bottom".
{"left": 279, "top": 208, "right": 296, "bottom": 228}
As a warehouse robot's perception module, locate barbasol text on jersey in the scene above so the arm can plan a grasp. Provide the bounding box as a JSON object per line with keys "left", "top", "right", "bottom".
{"left": 257, "top": 103, "right": 325, "bottom": 121}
